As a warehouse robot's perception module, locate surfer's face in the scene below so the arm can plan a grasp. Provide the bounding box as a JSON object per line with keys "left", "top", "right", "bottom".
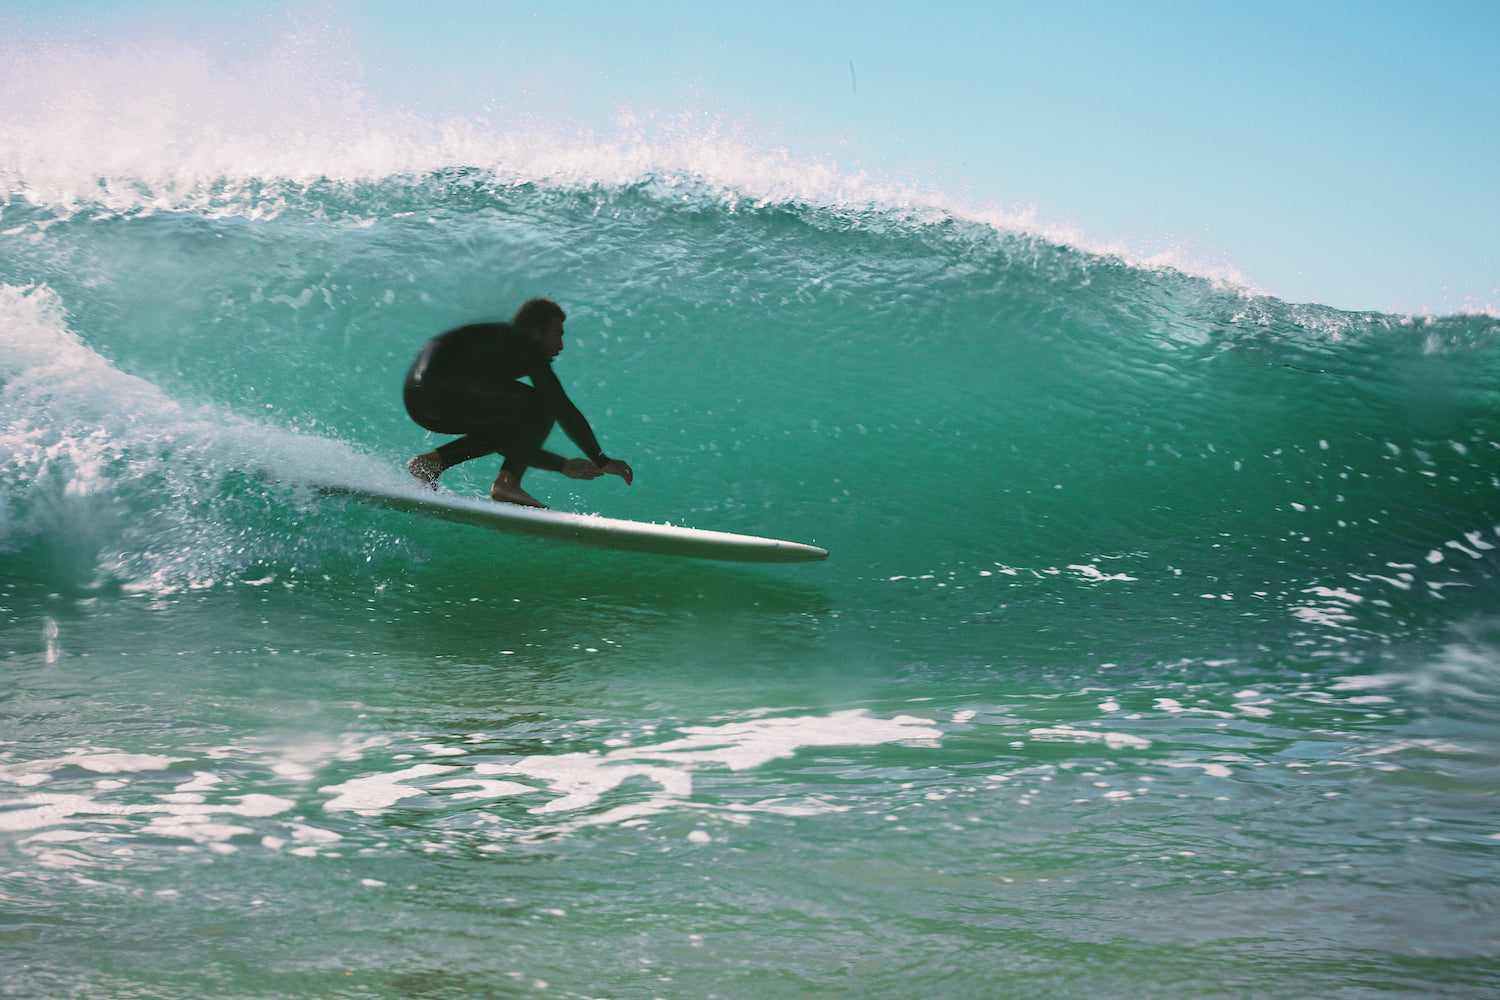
{"left": 534, "top": 319, "right": 564, "bottom": 359}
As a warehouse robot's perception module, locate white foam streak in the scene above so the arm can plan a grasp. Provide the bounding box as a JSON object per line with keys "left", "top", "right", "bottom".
{"left": 0, "top": 749, "right": 185, "bottom": 786}
{"left": 1028, "top": 726, "right": 1151, "bottom": 750}
{"left": 4, "top": 790, "right": 294, "bottom": 836}
{"left": 623, "top": 709, "right": 940, "bottom": 771}
{"left": 0, "top": 710, "right": 943, "bottom": 866}
{"left": 320, "top": 763, "right": 462, "bottom": 813}
{"left": 320, "top": 710, "right": 942, "bottom": 838}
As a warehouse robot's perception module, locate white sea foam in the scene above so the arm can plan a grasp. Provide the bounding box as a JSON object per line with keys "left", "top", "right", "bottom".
{"left": 3, "top": 789, "right": 294, "bottom": 837}
{"left": 1165, "top": 761, "right": 1234, "bottom": 778}
{"left": 0, "top": 282, "right": 405, "bottom": 590}
{"left": 0, "top": 749, "right": 185, "bottom": 786}
{"left": 320, "top": 709, "right": 942, "bottom": 837}
{"left": 0, "top": 711, "right": 944, "bottom": 862}
{"left": 1028, "top": 726, "right": 1151, "bottom": 750}
{"left": 320, "top": 762, "right": 477, "bottom": 813}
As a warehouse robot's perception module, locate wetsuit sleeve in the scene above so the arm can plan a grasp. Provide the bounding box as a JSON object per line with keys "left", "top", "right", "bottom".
{"left": 528, "top": 362, "right": 609, "bottom": 468}
{"left": 530, "top": 449, "right": 567, "bottom": 473}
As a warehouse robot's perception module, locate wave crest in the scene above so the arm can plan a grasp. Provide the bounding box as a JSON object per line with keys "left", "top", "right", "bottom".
{"left": 0, "top": 30, "right": 1267, "bottom": 296}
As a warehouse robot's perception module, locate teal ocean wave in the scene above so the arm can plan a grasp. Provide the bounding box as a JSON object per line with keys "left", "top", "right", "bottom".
{"left": 3, "top": 172, "right": 1496, "bottom": 640}
{"left": 3, "top": 164, "right": 1499, "bottom": 999}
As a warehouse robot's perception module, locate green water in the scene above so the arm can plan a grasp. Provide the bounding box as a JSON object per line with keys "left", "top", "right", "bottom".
{"left": 2, "top": 176, "right": 1499, "bottom": 998}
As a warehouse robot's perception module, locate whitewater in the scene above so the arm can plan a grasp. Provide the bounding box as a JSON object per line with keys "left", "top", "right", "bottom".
{"left": 3, "top": 34, "right": 1499, "bottom": 1000}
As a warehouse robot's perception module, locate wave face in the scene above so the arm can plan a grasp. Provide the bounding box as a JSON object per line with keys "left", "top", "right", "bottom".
{"left": 4, "top": 170, "right": 1497, "bottom": 641}
{"left": 4, "top": 49, "right": 1500, "bottom": 999}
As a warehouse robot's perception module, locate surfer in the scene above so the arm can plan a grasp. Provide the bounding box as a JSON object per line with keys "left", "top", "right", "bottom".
{"left": 402, "top": 298, "right": 634, "bottom": 508}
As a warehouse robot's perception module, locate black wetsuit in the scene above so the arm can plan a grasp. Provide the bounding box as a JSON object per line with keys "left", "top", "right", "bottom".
{"left": 403, "top": 323, "right": 609, "bottom": 481}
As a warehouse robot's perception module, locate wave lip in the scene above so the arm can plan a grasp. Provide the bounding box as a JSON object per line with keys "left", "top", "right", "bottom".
{"left": 0, "top": 32, "right": 1269, "bottom": 297}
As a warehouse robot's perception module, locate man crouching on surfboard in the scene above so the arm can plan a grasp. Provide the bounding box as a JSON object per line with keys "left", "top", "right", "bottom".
{"left": 402, "top": 298, "right": 633, "bottom": 508}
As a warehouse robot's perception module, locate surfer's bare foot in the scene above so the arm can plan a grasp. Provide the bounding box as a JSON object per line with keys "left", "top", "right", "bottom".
{"left": 407, "top": 451, "right": 443, "bottom": 489}
{"left": 490, "top": 470, "right": 547, "bottom": 508}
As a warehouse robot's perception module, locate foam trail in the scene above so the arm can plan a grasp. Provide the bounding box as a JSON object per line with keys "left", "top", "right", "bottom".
{"left": 0, "top": 283, "right": 398, "bottom": 591}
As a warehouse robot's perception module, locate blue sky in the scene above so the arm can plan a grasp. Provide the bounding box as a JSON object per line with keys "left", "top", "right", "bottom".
{"left": 7, "top": 0, "right": 1498, "bottom": 315}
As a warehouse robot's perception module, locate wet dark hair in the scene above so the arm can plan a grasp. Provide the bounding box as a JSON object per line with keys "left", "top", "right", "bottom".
{"left": 513, "top": 297, "right": 566, "bottom": 333}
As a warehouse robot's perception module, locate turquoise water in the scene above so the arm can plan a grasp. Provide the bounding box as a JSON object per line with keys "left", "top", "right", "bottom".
{"left": 4, "top": 104, "right": 1500, "bottom": 998}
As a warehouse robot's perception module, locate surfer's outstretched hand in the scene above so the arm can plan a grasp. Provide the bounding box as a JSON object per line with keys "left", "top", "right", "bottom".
{"left": 563, "top": 458, "right": 633, "bottom": 485}
{"left": 603, "top": 458, "right": 634, "bottom": 486}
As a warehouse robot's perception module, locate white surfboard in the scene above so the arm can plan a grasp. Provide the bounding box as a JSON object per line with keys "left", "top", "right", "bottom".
{"left": 313, "top": 482, "right": 829, "bottom": 563}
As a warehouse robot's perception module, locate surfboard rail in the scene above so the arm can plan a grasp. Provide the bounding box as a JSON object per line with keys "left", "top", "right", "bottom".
{"left": 311, "top": 483, "right": 829, "bottom": 564}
